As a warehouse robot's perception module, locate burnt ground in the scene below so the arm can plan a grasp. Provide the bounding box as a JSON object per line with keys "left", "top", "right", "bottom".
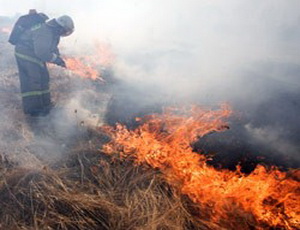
{"left": 104, "top": 70, "right": 300, "bottom": 173}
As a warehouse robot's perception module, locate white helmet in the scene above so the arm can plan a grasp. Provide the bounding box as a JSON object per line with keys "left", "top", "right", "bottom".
{"left": 55, "top": 15, "right": 74, "bottom": 36}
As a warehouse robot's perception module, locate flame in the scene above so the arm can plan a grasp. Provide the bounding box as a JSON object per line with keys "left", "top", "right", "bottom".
{"left": 63, "top": 41, "right": 115, "bottom": 81}
{"left": 102, "top": 105, "right": 300, "bottom": 229}
{"left": 65, "top": 57, "right": 102, "bottom": 81}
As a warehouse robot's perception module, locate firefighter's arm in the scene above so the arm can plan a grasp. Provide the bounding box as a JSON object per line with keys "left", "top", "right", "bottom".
{"left": 33, "top": 27, "right": 58, "bottom": 63}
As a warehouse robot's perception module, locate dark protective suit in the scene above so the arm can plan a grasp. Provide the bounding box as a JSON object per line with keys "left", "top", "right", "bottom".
{"left": 14, "top": 23, "right": 61, "bottom": 116}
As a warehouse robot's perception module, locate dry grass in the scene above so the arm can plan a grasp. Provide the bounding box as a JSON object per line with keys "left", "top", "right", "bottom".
{"left": 0, "top": 146, "right": 208, "bottom": 230}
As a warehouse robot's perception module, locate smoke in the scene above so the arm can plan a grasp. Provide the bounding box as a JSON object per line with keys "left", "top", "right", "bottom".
{"left": 1, "top": 0, "right": 300, "bottom": 166}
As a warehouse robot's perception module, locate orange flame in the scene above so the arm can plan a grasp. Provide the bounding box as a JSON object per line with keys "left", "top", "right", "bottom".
{"left": 102, "top": 105, "right": 300, "bottom": 229}
{"left": 63, "top": 42, "right": 115, "bottom": 81}
{"left": 65, "top": 57, "right": 102, "bottom": 81}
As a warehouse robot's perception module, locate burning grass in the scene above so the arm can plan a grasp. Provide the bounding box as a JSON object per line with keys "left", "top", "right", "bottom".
{"left": 0, "top": 29, "right": 299, "bottom": 229}
{"left": 103, "top": 105, "right": 300, "bottom": 230}
{"left": 0, "top": 97, "right": 299, "bottom": 229}
{"left": 1, "top": 120, "right": 298, "bottom": 230}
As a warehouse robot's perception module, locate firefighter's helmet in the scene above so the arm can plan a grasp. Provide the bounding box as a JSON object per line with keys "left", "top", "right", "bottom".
{"left": 55, "top": 15, "right": 74, "bottom": 36}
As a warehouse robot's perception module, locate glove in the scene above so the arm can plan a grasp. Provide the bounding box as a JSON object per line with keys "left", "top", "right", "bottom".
{"left": 53, "top": 56, "right": 66, "bottom": 68}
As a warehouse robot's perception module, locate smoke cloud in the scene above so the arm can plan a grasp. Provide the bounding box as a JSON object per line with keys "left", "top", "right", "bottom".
{"left": 1, "top": 0, "right": 299, "bottom": 166}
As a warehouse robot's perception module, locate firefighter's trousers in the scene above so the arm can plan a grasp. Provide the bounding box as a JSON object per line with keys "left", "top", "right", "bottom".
{"left": 15, "top": 53, "right": 51, "bottom": 116}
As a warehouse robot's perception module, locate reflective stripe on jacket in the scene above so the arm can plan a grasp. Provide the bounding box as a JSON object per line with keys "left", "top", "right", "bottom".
{"left": 15, "top": 51, "right": 44, "bottom": 67}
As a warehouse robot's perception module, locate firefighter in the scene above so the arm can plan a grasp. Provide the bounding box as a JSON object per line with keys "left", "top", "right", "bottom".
{"left": 13, "top": 14, "right": 74, "bottom": 116}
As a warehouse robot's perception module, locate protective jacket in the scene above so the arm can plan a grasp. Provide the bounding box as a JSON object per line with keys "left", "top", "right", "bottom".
{"left": 14, "top": 23, "right": 61, "bottom": 116}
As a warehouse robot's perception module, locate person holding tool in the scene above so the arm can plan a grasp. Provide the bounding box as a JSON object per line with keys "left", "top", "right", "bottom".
{"left": 9, "top": 9, "right": 74, "bottom": 117}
